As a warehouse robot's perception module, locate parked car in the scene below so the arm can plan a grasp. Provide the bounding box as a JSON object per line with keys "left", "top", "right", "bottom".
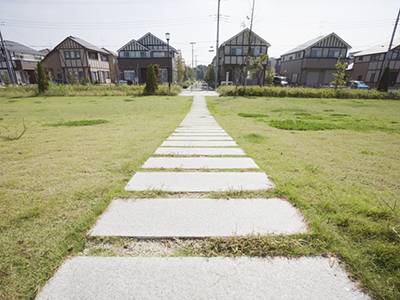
{"left": 273, "top": 76, "right": 289, "bottom": 87}
{"left": 50, "top": 80, "right": 64, "bottom": 85}
{"left": 350, "top": 80, "right": 370, "bottom": 90}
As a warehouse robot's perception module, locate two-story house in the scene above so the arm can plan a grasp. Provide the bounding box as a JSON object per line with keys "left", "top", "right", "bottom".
{"left": 280, "top": 32, "right": 351, "bottom": 87}
{"left": 215, "top": 28, "right": 270, "bottom": 86}
{"left": 42, "top": 36, "right": 115, "bottom": 84}
{"left": 0, "top": 40, "right": 44, "bottom": 85}
{"left": 351, "top": 40, "right": 400, "bottom": 89}
{"left": 117, "top": 33, "right": 176, "bottom": 85}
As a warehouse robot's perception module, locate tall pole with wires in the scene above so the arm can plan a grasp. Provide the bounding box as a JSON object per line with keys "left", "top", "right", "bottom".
{"left": 0, "top": 28, "right": 16, "bottom": 85}
{"left": 215, "top": 0, "right": 221, "bottom": 90}
{"left": 381, "top": 8, "right": 400, "bottom": 73}
{"left": 190, "top": 42, "right": 196, "bottom": 82}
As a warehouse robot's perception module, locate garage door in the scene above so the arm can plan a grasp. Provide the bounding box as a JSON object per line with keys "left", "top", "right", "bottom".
{"left": 306, "top": 72, "right": 319, "bottom": 87}
{"left": 324, "top": 71, "right": 335, "bottom": 85}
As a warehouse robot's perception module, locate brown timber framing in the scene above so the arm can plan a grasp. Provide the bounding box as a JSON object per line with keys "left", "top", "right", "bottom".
{"left": 42, "top": 36, "right": 113, "bottom": 85}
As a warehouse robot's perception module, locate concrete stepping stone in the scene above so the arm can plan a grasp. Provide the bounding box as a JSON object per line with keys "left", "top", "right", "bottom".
{"left": 89, "top": 198, "right": 307, "bottom": 237}
{"left": 36, "top": 256, "right": 372, "bottom": 300}
{"left": 154, "top": 147, "right": 246, "bottom": 156}
{"left": 174, "top": 129, "right": 226, "bottom": 133}
{"left": 142, "top": 157, "right": 259, "bottom": 169}
{"left": 124, "top": 172, "right": 274, "bottom": 192}
{"left": 161, "top": 141, "right": 237, "bottom": 147}
{"left": 171, "top": 132, "right": 229, "bottom": 136}
{"left": 167, "top": 136, "right": 233, "bottom": 141}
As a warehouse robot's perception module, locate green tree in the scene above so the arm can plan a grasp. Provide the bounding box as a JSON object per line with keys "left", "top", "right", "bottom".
{"left": 330, "top": 56, "right": 348, "bottom": 88}
{"left": 377, "top": 66, "right": 390, "bottom": 92}
{"left": 2, "top": 73, "right": 12, "bottom": 86}
{"left": 174, "top": 56, "right": 185, "bottom": 84}
{"left": 265, "top": 67, "right": 275, "bottom": 85}
{"left": 204, "top": 64, "right": 215, "bottom": 87}
{"left": 36, "top": 61, "right": 49, "bottom": 93}
{"left": 144, "top": 64, "right": 158, "bottom": 95}
{"left": 153, "top": 64, "right": 161, "bottom": 84}
{"left": 68, "top": 72, "right": 79, "bottom": 85}
{"left": 248, "top": 53, "right": 268, "bottom": 86}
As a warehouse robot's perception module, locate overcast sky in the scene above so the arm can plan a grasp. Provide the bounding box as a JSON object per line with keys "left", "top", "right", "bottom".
{"left": 1, "top": 0, "right": 399, "bottom": 66}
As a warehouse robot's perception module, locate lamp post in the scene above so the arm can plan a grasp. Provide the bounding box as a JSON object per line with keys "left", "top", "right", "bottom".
{"left": 165, "top": 32, "right": 171, "bottom": 90}
{"left": 190, "top": 42, "right": 196, "bottom": 82}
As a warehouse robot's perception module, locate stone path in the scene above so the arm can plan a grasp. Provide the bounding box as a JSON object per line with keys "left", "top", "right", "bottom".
{"left": 36, "top": 92, "right": 372, "bottom": 299}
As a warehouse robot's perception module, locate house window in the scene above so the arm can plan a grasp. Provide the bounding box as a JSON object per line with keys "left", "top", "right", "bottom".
{"left": 89, "top": 52, "right": 98, "bottom": 60}
{"left": 358, "top": 57, "right": 363, "bottom": 62}
{"left": 153, "top": 52, "right": 166, "bottom": 58}
{"left": 57, "top": 73, "right": 62, "bottom": 79}
{"left": 253, "top": 48, "right": 260, "bottom": 55}
{"left": 311, "top": 49, "right": 322, "bottom": 57}
{"left": 140, "top": 51, "right": 150, "bottom": 58}
{"left": 101, "top": 55, "right": 108, "bottom": 61}
{"left": 328, "top": 50, "right": 340, "bottom": 58}
{"left": 106, "top": 71, "right": 110, "bottom": 79}
{"left": 292, "top": 73, "right": 298, "bottom": 83}
{"left": 357, "top": 75, "right": 362, "bottom": 81}
{"left": 70, "top": 51, "right": 75, "bottom": 59}
{"left": 65, "top": 51, "right": 70, "bottom": 59}
{"left": 75, "top": 51, "right": 80, "bottom": 59}
{"left": 370, "top": 73, "right": 375, "bottom": 82}
{"left": 295, "top": 52, "right": 302, "bottom": 59}
{"left": 371, "top": 54, "right": 380, "bottom": 61}
{"left": 230, "top": 48, "right": 242, "bottom": 55}
{"left": 392, "top": 52, "right": 399, "bottom": 60}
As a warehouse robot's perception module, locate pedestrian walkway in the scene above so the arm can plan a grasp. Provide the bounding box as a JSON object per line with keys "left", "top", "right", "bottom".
{"left": 36, "top": 92, "right": 372, "bottom": 300}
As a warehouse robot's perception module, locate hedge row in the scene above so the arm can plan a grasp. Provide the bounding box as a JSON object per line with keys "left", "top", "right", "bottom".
{"left": 217, "top": 86, "right": 400, "bottom": 100}
{"left": 0, "top": 83, "right": 182, "bottom": 97}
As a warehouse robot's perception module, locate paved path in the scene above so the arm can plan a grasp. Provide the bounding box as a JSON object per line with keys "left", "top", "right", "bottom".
{"left": 36, "top": 91, "right": 372, "bottom": 300}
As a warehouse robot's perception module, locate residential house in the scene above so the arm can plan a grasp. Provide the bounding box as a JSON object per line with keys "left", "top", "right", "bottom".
{"left": 102, "top": 48, "right": 119, "bottom": 83}
{"left": 42, "top": 36, "right": 114, "bottom": 84}
{"left": 280, "top": 32, "right": 351, "bottom": 87}
{"left": 117, "top": 33, "right": 176, "bottom": 85}
{"left": 215, "top": 28, "right": 270, "bottom": 86}
{"left": 351, "top": 40, "right": 400, "bottom": 89}
{"left": 0, "top": 40, "right": 44, "bottom": 85}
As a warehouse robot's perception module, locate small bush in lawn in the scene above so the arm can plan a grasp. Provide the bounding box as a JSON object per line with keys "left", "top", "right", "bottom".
{"left": 44, "top": 119, "right": 110, "bottom": 127}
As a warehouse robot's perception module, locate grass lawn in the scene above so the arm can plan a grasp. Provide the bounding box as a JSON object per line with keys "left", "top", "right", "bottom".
{"left": 1, "top": 94, "right": 399, "bottom": 299}
{"left": 205, "top": 96, "right": 400, "bottom": 300}
{"left": 0, "top": 95, "right": 192, "bottom": 299}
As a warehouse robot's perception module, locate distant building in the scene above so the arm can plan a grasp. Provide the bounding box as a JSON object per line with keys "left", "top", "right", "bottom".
{"left": 280, "top": 32, "right": 351, "bottom": 87}
{"left": 117, "top": 32, "right": 177, "bottom": 85}
{"left": 215, "top": 28, "right": 270, "bottom": 86}
{"left": 42, "top": 36, "right": 115, "bottom": 84}
{"left": 352, "top": 40, "right": 400, "bottom": 89}
{"left": 102, "top": 48, "right": 119, "bottom": 84}
{"left": 0, "top": 40, "right": 44, "bottom": 85}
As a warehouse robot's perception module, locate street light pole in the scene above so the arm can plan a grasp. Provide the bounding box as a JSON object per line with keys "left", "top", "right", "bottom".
{"left": 190, "top": 42, "right": 196, "bottom": 82}
{"left": 215, "top": 0, "right": 221, "bottom": 90}
{"left": 165, "top": 32, "right": 171, "bottom": 90}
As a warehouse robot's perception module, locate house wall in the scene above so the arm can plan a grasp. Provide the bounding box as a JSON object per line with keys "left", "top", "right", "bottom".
{"left": 218, "top": 30, "right": 269, "bottom": 86}
{"left": 118, "top": 57, "right": 174, "bottom": 84}
{"left": 43, "top": 38, "right": 112, "bottom": 85}
{"left": 352, "top": 48, "right": 400, "bottom": 88}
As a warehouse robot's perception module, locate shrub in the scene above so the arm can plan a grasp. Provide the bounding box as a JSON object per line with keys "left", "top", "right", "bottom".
{"left": 36, "top": 62, "right": 49, "bottom": 93}
{"left": 216, "top": 86, "right": 400, "bottom": 100}
{"left": 377, "top": 66, "right": 390, "bottom": 92}
{"left": 144, "top": 64, "right": 158, "bottom": 95}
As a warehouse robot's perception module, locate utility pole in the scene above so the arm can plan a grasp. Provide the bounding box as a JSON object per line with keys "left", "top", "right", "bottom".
{"left": 381, "top": 8, "right": 400, "bottom": 74}
{"left": 190, "top": 42, "right": 196, "bottom": 82}
{"left": 0, "top": 28, "right": 16, "bottom": 85}
{"left": 215, "top": 0, "right": 221, "bottom": 90}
